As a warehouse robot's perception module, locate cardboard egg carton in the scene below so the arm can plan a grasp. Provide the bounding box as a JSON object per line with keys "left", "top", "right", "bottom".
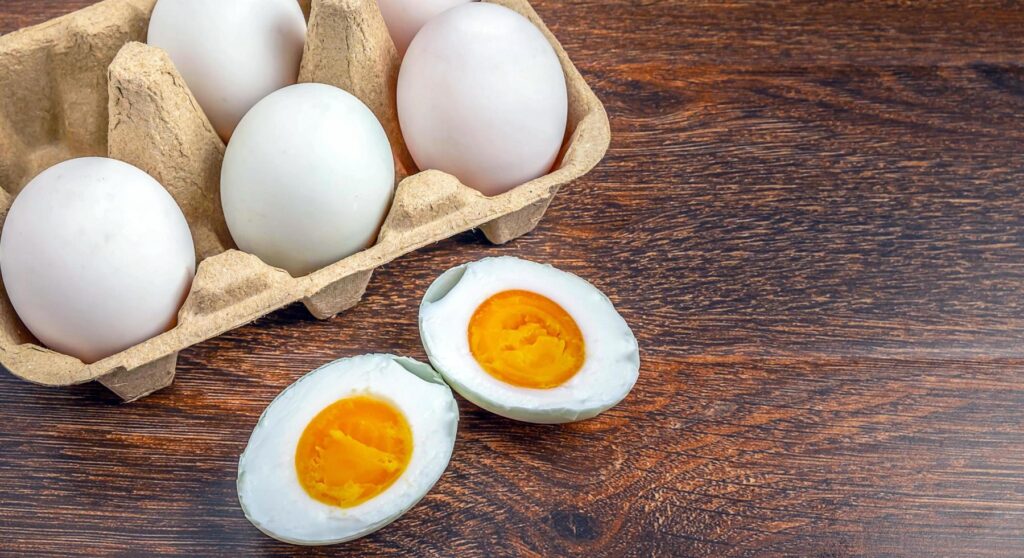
{"left": 0, "top": 0, "right": 610, "bottom": 401}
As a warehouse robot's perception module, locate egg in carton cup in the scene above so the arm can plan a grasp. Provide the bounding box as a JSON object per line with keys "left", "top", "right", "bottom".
{"left": 0, "top": 0, "right": 610, "bottom": 401}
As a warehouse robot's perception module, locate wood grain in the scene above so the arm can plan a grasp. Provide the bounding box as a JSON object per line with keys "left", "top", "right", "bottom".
{"left": 2, "top": 1, "right": 1024, "bottom": 556}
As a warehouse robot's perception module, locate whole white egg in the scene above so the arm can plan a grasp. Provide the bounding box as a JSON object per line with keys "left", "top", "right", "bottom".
{"left": 397, "top": 3, "right": 569, "bottom": 196}
{"left": 375, "top": 0, "right": 473, "bottom": 55}
{"left": 237, "top": 354, "right": 459, "bottom": 545}
{"left": 0, "top": 158, "right": 196, "bottom": 364}
{"left": 221, "top": 83, "right": 396, "bottom": 277}
{"left": 419, "top": 257, "right": 640, "bottom": 424}
{"left": 148, "top": 0, "right": 307, "bottom": 141}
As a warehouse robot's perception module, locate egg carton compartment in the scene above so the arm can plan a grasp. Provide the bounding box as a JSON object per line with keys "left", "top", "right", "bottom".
{"left": 0, "top": 0, "right": 610, "bottom": 401}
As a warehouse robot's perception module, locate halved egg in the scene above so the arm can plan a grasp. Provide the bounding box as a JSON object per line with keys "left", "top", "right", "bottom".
{"left": 419, "top": 257, "right": 640, "bottom": 424}
{"left": 237, "top": 354, "right": 459, "bottom": 545}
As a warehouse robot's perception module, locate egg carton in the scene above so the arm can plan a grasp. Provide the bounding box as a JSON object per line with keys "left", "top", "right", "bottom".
{"left": 0, "top": 0, "right": 610, "bottom": 401}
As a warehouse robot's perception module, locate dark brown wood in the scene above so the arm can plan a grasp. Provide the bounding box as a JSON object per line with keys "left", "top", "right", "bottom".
{"left": 3, "top": 1, "right": 1024, "bottom": 556}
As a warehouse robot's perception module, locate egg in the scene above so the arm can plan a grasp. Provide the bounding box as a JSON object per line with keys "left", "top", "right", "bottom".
{"left": 375, "top": 0, "right": 473, "bottom": 55}
{"left": 221, "top": 83, "right": 396, "bottom": 277}
{"left": 237, "top": 354, "right": 459, "bottom": 545}
{"left": 419, "top": 257, "right": 639, "bottom": 424}
{"left": 148, "top": 0, "right": 307, "bottom": 141}
{"left": 397, "top": 3, "right": 568, "bottom": 196}
{"left": 0, "top": 158, "right": 196, "bottom": 363}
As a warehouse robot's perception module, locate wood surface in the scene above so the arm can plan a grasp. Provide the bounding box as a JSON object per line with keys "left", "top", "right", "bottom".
{"left": 2, "top": 1, "right": 1024, "bottom": 556}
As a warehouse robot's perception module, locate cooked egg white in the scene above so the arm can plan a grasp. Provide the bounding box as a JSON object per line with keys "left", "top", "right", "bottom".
{"left": 419, "top": 257, "right": 640, "bottom": 424}
{"left": 237, "top": 354, "right": 458, "bottom": 546}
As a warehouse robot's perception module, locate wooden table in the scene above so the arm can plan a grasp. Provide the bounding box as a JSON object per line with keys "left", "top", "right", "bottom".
{"left": 2, "top": 1, "right": 1024, "bottom": 556}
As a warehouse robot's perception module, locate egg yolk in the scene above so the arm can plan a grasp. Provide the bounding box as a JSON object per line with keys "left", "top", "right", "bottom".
{"left": 295, "top": 396, "right": 413, "bottom": 509}
{"left": 468, "top": 290, "right": 585, "bottom": 389}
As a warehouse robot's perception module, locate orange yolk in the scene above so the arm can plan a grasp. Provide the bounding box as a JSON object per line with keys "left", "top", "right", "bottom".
{"left": 295, "top": 395, "right": 413, "bottom": 508}
{"left": 468, "top": 290, "right": 585, "bottom": 389}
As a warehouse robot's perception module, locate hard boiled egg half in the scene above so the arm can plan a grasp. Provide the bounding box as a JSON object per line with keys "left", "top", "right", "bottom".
{"left": 419, "top": 257, "right": 640, "bottom": 424}
{"left": 237, "top": 354, "right": 458, "bottom": 545}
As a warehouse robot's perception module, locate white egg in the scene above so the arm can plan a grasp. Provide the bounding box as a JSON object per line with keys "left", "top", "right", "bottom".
{"left": 419, "top": 257, "right": 639, "bottom": 424}
{"left": 148, "top": 0, "right": 307, "bottom": 141}
{"left": 376, "top": 0, "right": 473, "bottom": 55}
{"left": 221, "top": 83, "right": 395, "bottom": 277}
{"left": 237, "top": 354, "right": 459, "bottom": 546}
{"left": 397, "top": 3, "right": 568, "bottom": 196}
{"left": 0, "top": 158, "right": 196, "bottom": 363}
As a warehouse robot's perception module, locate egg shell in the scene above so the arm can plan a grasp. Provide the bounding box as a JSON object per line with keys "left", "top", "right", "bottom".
{"left": 147, "top": 0, "right": 308, "bottom": 141}
{"left": 237, "top": 354, "right": 459, "bottom": 545}
{"left": 0, "top": 158, "right": 196, "bottom": 364}
{"left": 0, "top": 0, "right": 610, "bottom": 401}
{"left": 376, "top": 0, "right": 473, "bottom": 55}
{"left": 398, "top": 2, "right": 569, "bottom": 196}
{"left": 221, "top": 83, "right": 395, "bottom": 277}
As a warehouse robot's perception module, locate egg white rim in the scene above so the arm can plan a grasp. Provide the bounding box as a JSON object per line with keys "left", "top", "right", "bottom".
{"left": 237, "top": 354, "right": 459, "bottom": 546}
{"left": 419, "top": 257, "right": 640, "bottom": 424}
